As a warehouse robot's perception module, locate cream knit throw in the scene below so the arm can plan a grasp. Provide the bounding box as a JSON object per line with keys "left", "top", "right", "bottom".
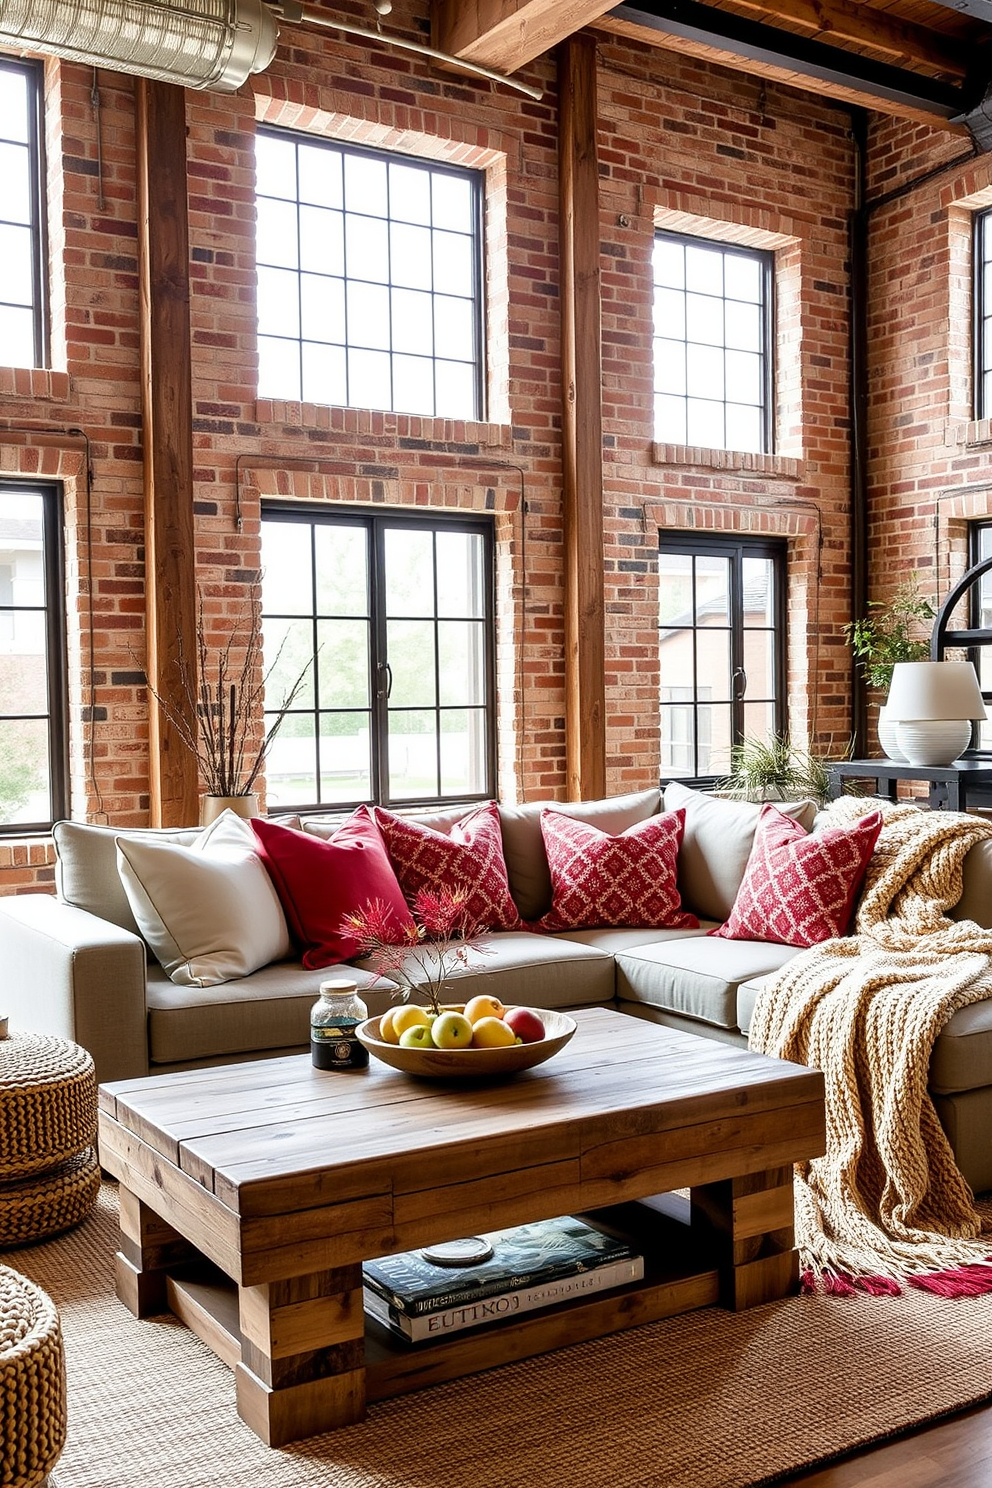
{"left": 749, "top": 797, "right": 992, "bottom": 1287}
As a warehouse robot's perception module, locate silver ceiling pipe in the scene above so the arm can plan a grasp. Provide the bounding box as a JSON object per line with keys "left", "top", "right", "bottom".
{"left": 0, "top": 0, "right": 279, "bottom": 91}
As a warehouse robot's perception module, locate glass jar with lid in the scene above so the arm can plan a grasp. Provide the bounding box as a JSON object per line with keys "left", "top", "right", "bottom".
{"left": 310, "top": 978, "right": 369, "bottom": 1071}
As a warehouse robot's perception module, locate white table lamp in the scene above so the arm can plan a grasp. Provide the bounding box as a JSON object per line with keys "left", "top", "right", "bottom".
{"left": 885, "top": 661, "right": 988, "bottom": 766}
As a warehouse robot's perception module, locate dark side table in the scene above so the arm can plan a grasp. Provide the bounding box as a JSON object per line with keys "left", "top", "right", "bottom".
{"left": 827, "top": 758, "right": 992, "bottom": 812}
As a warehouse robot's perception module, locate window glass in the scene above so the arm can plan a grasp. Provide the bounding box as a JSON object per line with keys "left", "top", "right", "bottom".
{"left": 0, "top": 61, "right": 44, "bottom": 370}
{"left": 0, "top": 483, "right": 66, "bottom": 830}
{"left": 261, "top": 510, "right": 494, "bottom": 811}
{"left": 659, "top": 537, "right": 785, "bottom": 782}
{"left": 653, "top": 233, "right": 772, "bottom": 454}
{"left": 255, "top": 130, "right": 483, "bottom": 419}
{"left": 976, "top": 211, "right": 992, "bottom": 421}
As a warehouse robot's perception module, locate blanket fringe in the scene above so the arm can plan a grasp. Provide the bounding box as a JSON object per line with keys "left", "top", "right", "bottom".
{"left": 906, "top": 1260, "right": 992, "bottom": 1298}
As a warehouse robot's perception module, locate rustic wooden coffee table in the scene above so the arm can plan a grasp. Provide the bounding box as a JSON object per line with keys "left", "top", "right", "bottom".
{"left": 98, "top": 1008, "right": 824, "bottom": 1447}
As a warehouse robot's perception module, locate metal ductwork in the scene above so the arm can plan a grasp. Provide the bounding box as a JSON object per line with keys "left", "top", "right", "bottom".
{"left": 0, "top": 0, "right": 279, "bottom": 92}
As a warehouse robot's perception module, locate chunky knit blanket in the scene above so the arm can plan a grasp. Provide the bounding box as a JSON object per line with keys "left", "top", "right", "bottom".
{"left": 749, "top": 798, "right": 992, "bottom": 1295}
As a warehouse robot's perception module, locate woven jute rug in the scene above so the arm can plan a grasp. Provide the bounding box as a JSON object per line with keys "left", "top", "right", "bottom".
{"left": 4, "top": 1184, "right": 991, "bottom": 1488}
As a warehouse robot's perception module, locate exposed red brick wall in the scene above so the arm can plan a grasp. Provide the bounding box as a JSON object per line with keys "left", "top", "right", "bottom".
{"left": 0, "top": 12, "right": 932, "bottom": 893}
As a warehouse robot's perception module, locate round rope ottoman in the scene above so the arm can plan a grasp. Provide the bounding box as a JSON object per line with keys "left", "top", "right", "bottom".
{"left": 0, "top": 1029, "right": 99, "bottom": 1247}
{"left": 0, "top": 1266, "right": 66, "bottom": 1487}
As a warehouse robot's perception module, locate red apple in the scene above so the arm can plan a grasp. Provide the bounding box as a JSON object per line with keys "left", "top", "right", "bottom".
{"left": 504, "top": 1006, "right": 545, "bottom": 1044}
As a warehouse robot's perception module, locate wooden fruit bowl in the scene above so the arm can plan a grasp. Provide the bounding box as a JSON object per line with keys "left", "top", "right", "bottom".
{"left": 355, "top": 1005, "right": 576, "bottom": 1078}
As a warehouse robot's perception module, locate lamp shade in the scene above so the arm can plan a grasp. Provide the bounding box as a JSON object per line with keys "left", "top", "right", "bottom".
{"left": 885, "top": 661, "right": 987, "bottom": 722}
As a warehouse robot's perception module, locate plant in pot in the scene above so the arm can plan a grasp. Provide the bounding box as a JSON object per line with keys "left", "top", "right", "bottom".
{"left": 716, "top": 734, "right": 836, "bottom": 808}
{"left": 844, "top": 579, "right": 935, "bottom": 760}
{"left": 144, "top": 586, "right": 312, "bottom": 824}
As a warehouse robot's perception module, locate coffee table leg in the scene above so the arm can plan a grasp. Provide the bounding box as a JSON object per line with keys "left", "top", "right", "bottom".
{"left": 235, "top": 1263, "right": 366, "bottom": 1447}
{"left": 115, "top": 1184, "right": 198, "bottom": 1317}
{"left": 690, "top": 1165, "right": 798, "bottom": 1310}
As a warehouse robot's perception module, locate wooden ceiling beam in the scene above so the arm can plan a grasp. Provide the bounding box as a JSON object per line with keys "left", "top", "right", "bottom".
{"left": 725, "top": 0, "right": 969, "bottom": 78}
{"left": 431, "top": 0, "right": 616, "bottom": 73}
{"left": 597, "top": 4, "right": 972, "bottom": 129}
{"left": 924, "top": 0, "right": 992, "bottom": 25}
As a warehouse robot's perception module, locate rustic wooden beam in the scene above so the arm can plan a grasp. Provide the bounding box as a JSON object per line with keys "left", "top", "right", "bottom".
{"left": 727, "top": 0, "right": 969, "bottom": 78}
{"left": 135, "top": 79, "right": 199, "bottom": 828}
{"left": 558, "top": 33, "right": 606, "bottom": 801}
{"left": 597, "top": 4, "right": 971, "bottom": 130}
{"left": 433, "top": 0, "right": 616, "bottom": 74}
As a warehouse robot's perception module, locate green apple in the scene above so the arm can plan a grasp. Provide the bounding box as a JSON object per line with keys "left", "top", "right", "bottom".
{"left": 399, "top": 1023, "right": 435, "bottom": 1049}
{"left": 431, "top": 1011, "right": 474, "bottom": 1049}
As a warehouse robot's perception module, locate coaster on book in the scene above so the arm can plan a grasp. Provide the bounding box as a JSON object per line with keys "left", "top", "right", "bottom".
{"left": 419, "top": 1237, "right": 495, "bottom": 1267}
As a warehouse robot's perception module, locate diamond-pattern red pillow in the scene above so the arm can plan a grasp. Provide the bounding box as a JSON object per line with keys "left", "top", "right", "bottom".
{"left": 713, "top": 803, "right": 882, "bottom": 947}
{"left": 373, "top": 802, "right": 522, "bottom": 931}
{"left": 537, "top": 807, "right": 699, "bottom": 932}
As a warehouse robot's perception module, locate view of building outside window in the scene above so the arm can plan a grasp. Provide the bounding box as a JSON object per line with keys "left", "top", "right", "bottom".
{"left": 0, "top": 486, "right": 60, "bottom": 828}
{"left": 254, "top": 130, "right": 483, "bottom": 419}
{"left": 260, "top": 512, "right": 493, "bottom": 810}
{"left": 659, "top": 544, "right": 780, "bottom": 779}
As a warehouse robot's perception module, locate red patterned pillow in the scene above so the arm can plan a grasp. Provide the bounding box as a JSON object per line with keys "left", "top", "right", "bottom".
{"left": 251, "top": 808, "right": 415, "bottom": 969}
{"left": 373, "top": 802, "right": 522, "bottom": 931}
{"left": 538, "top": 807, "right": 699, "bottom": 932}
{"left": 713, "top": 803, "right": 882, "bottom": 947}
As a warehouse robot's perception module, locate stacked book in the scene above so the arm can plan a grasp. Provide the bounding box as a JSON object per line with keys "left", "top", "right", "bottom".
{"left": 363, "top": 1215, "right": 644, "bottom": 1343}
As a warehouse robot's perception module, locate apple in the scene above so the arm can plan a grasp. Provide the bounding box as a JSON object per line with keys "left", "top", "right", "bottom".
{"left": 399, "top": 1023, "right": 435, "bottom": 1049}
{"left": 431, "top": 1011, "right": 474, "bottom": 1049}
{"left": 504, "top": 1006, "right": 545, "bottom": 1044}
{"left": 391, "top": 1004, "right": 432, "bottom": 1038}
{"left": 463, "top": 993, "right": 506, "bottom": 1026}
{"left": 471, "top": 1015, "right": 517, "bottom": 1049}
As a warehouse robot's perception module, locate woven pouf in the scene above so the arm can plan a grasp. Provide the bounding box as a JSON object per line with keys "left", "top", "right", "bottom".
{"left": 0, "top": 1150, "right": 102, "bottom": 1250}
{"left": 0, "top": 1034, "right": 97, "bottom": 1184}
{"left": 0, "top": 1266, "right": 66, "bottom": 1487}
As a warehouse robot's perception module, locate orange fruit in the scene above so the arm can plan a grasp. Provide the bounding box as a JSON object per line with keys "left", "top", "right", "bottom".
{"left": 471, "top": 1015, "right": 517, "bottom": 1049}
{"left": 463, "top": 993, "right": 507, "bottom": 1025}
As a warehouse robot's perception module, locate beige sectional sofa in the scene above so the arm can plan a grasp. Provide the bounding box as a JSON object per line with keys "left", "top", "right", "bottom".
{"left": 2, "top": 783, "right": 991, "bottom": 1192}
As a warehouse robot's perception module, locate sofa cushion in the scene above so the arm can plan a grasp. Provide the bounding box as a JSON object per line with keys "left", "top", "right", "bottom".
{"left": 251, "top": 809, "right": 415, "bottom": 969}
{"left": 614, "top": 937, "right": 798, "bottom": 1030}
{"left": 662, "top": 782, "right": 816, "bottom": 922}
{"left": 144, "top": 932, "right": 615, "bottom": 1066}
{"left": 538, "top": 807, "right": 698, "bottom": 932}
{"left": 374, "top": 802, "right": 522, "bottom": 930}
{"left": 713, "top": 804, "right": 882, "bottom": 948}
{"left": 952, "top": 838, "right": 992, "bottom": 929}
{"left": 115, "top": 811, "right": 293, "bottom": 987}
{"left": 498, "top": 789, "right": 662, "bottom": 922}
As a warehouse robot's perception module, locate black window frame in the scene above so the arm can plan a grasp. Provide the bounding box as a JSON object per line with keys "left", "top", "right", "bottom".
{"left": 260, "top": 504, "right": 497, "bottom": 815}
{"left": 652, "top": 229, "right": 775, "bottom": 456}
{"left": 254, "top": 126, "right": 487, "bottom": 420}
{"left": 657, "top": 532, "right": 787, "bottom": 788}
{"left": 0, "top": 479, "right": 68, "bottom": 835}
{"left": 975, "top": 210, "right": 992, "bottom": 422}
{"left": 0, "top": 57, "right": 48, "bottom": 371}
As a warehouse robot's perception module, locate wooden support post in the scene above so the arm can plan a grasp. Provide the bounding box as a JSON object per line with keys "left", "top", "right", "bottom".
{"left": 691, "top": 1165, "right": 799, "bottom": 1310}
{"left": 558, "top": 34, "right": 606, "bottom": 801}
{"left": 116, "top": 1185, "right": 197, "bottom": 1318}
{"left": 237, "top": 1265, "right": 366, "bottom": 1447}
{"left": 135, "top": 79, "right": 199, "bottom": 828}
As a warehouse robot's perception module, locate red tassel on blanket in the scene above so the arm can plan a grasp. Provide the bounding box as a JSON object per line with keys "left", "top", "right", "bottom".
{"left": 907, "top": 1261, "right": 992, "bottom": 1298}
{"left": 821, "top": 1270, "right": 858, "bottom": 1296}
{"left": 852, "top": 1274, "right": 902, "bottom": 1296}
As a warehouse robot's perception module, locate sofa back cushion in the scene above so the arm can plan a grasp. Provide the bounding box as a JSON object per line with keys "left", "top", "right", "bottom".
{"left": 953, "top": 838, "right": 992, "bottom": 928}
{"left": 499, "top": 788, "right": 662, "bottom": 922}
{"left": 662, "top": 781, "right": 817, "bottom": 922}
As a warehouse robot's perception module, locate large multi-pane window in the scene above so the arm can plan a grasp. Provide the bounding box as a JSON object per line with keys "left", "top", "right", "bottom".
{"left": 0, "top": 59, "right": 45, "bottom": 370}
{"left": 975, "top": 211, "right": 992, "bottom": 420}
{"left": 254, "top": 129, "right": 484, "bottom": 418}
{"left": 659, "top": 536, "right": 785, "bottom": 782}
{"left": 653, "top": 233, "right": 773, "bottom": 454}
{"left": 0, "top": 483, "right": 67, "bottom": 831}
{"left": 966, "top": 521, "right": 992, "bottom": 752}
{"left": 260, "top": 509, "right": 495, "bottom": 812}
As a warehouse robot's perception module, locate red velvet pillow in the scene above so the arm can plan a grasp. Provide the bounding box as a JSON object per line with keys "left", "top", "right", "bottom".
{"left": 538, "top": 807, "right": 699, "bottom": 932}
{"left": 251, "top": 808, "right": 415, "bottom": 969}
{"left": 372, "top": 801, "right": 522, "bottom": 931}
{"left": 713, "top": 803, "right": 882, "bottom": 948}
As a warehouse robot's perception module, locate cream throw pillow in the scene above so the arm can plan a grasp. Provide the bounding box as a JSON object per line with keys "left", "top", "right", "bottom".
{"left": 662, "top": 781, "right": 817, "bottom": 923}
{"left": 115, "top": 810, "right": 292, "bottom": 987}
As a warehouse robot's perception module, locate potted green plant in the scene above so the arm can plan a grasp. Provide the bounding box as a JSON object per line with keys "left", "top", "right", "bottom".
{"left": 844, "top": 578, "right": 935, "bottom": 759}
{"left": 716, "top": 734, "right": 835, "bottom": 808}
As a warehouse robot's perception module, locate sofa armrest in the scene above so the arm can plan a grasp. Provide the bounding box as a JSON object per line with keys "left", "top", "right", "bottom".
{"left": 0, "top": 894, "right": 149, "bottom": 1084}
